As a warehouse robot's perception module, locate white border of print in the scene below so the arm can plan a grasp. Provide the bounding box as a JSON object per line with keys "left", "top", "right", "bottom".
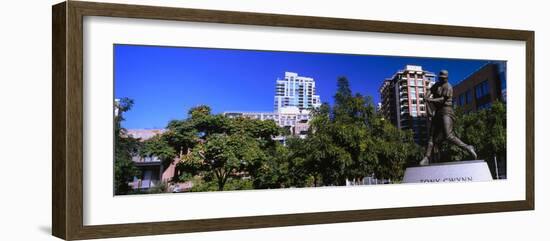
{"left": 83, "top": 16, "right": 526, "bottom": 226}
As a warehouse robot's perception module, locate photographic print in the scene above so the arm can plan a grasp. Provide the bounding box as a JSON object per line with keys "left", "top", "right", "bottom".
{"left": 113, "top": 45, "right": 507, "bottom": 195}
{"left": 52, "top": 2, "right": 534, "bottom": 239}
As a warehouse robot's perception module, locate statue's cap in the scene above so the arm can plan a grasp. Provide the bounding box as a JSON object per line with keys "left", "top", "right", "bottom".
{"left": 439, "top": 70, "right": 449, "bottom": 78}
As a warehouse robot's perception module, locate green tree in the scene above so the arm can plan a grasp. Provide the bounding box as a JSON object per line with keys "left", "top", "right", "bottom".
{"left": 180, "top": 133, "right": 266, "bottom": 191}
{"left": 372, "top": 117, "right": 421, "bottom": 181}
{"left": 162, "top": 107, "right": 281, "bottom": 191}
{"left": 289, "top": 76, "right": 421, "bottom": 185}
{"left": 305, "top": 103, "right": 351, "bottom": 186}
{"left": 247, "top": 142, "right": 293, "bottom": 189}
{"left": 281, "top": 137, "right": 312, "bottom": 187}
{"left": 442, "top": 101, "right": 506, "bottom": 166}
{"left": 334, "top": 92, "right": 380, "bottom": 183}
{"left": 114, "top": 98, "right": 141, "bottom": 195}
{"left": 140, "top": 135, "right": 178, "bottom": 182}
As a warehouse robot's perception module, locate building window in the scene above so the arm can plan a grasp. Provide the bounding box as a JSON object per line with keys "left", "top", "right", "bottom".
{"left": 409, "top": 88, "right": 416, "bottom": 100}
{"left": 477, "top": 102, "right": 492, "bottom": 110}
{"left": 458, "top": 93, "right": 465, "bottom": 106}
{"left": 475, "top": 80, "right": 490, "bottom": 99}
{"left": 465, "top": 90, "right": 472, "bottom": 104}
{"left": 409, "top": 79, "right": 415, "bottom": 86}
{"left": 410, "top": 104, "right": 418, "bottom": 117}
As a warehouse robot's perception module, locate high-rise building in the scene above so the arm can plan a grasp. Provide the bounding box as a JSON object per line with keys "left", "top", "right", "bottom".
{"left": 453, "top": 63, "right": 505, "bottom": 113}
{"left": 225, "top": 72, "right": 321, "bottom": 140}
{"left": 114, "top": 98, "right": 120, "bottom": 117}
{"left": 274, "top": 72, "right": 321, "bottom": 112}
{"left": 379, "top": 65, "right": 436, "bottom": 144}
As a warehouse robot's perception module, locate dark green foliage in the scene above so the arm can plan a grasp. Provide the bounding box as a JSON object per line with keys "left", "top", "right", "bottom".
{"left": 114, "top": 98, "right": 141, "bottom": 195}
{"left": 167, "top": 111, "right": 280, "bottom": 191}
{"left": 372, "top": 120, "right": 422, "bottom": 182}
{"left": 164, "top": 119, "right": 198, "bottom": 157}
{"left": 148, "top": 182, "right": 167, "bottom": 194}
{"left": 140, "top": 135, "right": 177, "bottom": 164}
{"left": 248, "top": 143, "right": 292, "bottom": 189}
{"left": 114, "top": 156, "right": 140, "bottom": 195}
{"left": 289, "top": 77, "right": 421, "bottom": 185}
{"left": 440, "top": 101, "right": 506, "bottom": 163}
{"left": 190, "top": 177, "right": 253, "bottom": 192}
{"left": 184, "top": 133, "right": 266, "bottom": 190}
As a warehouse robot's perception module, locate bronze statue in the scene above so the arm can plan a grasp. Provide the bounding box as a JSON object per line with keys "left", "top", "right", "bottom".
{"left": 419, "top": 70, "right": 477, "bottom": 166}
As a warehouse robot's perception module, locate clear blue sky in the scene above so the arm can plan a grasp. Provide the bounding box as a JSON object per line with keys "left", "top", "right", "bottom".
{"left": 114, "top": 44, "right": 504, "bottom": 129}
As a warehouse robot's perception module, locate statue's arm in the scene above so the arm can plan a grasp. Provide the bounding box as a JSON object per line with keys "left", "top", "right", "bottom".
{"left": 426, "top": 85, "right": 452, "bottom": 103}
{"left": 426, "top": 96, "right": 446, "bottom": 103}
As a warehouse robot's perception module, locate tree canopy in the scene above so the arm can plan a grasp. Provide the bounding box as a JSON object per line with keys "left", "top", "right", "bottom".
{"left": 158, "top": 105, "right": 282, "bottom": 191}
{"left": 114, "top": 98, "right": 141, "bottom": 195}
{"left": 441, "top": 101, "right": 506, "bottom": 164}
{"left": 287, "top": 77, "right": 421, "bottom": 186}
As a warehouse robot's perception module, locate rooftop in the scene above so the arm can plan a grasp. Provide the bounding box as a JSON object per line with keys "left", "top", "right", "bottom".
{"left": 126, "top": 129, "right": 166, "bottom": 141}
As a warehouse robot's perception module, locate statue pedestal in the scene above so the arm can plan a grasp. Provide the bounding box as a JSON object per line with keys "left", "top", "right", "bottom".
{"left": 403, "top": 160, "right": 493, "bottom": 183}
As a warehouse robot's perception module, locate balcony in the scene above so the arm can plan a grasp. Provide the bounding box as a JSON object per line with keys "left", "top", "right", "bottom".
{"left": 131, "top": 179, "right": 162, "bottom": 190}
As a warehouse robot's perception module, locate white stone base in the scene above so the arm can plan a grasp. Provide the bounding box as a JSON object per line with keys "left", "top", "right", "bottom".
{"left": 403, "top": 160, "right": 493, "bottom": 184}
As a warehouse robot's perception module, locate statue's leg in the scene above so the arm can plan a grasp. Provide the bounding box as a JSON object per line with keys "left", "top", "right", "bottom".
{"left": 420, "top": 139, "right": 433, "bottom": 166}
{"left": 433, "top": 141, "right": 440, "bottom": 163}
{"left": 442, "top": 115, "right": 477, "bottom": 159}
{"left": 420, "top": 116, "right": 435, "bottom": 166}
{"left": 425, "top": 140, "right": 434, "bottom": 159}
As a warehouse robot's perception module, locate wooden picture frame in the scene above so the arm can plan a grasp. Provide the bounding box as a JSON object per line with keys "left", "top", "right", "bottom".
{"left": 52, "top": 1, "right": 534, "bottom": 240}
